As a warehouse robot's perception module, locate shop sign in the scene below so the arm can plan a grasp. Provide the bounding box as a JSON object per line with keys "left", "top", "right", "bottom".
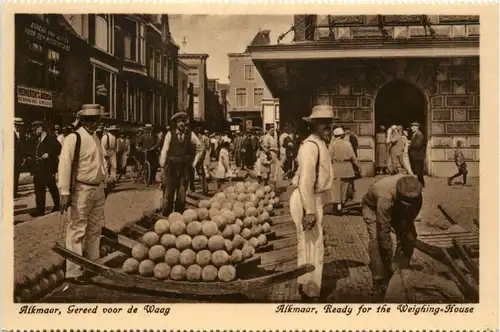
{"left": 17, "top": 85, "right": 53, "bottom": 108}
{"left": 24, "top": 20, "right": 70, "bottom": 51}
{"left": 230, "top": 125, "right": 240, "bottom": 131}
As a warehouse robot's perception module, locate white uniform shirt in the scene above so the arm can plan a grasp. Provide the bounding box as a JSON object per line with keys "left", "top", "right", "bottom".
{"left": 159, "top": 130, "right": 205, "bottom": 168}
{"left": 294, "top": 134, "right": 333, "bottom": 215}
{"left": 262, "top": 133, "right": 279, "bottom": 152}
{"left": 58, "top": 126, "right": 107, "bottom": 196}
{"left": 101, "top": 132, "right": 117, "bottom": 156}
{"left": 57, "top": 134, "right": 65, "bottom": 146}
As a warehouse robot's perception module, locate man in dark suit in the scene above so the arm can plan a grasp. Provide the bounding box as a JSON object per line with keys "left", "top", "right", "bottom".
{"left": 30, "top": 121, "right": 61, "bottom": 217}
{"left": 14, "top": 117, "right": 25, "bottom": 198}
{"left": 408, "top": 122, "right": 426, "bottom": 187}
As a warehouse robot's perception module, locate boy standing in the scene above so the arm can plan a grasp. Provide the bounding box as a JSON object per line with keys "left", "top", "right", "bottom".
{"left": 448, "top": 140, "right": 468, "bottom": 186}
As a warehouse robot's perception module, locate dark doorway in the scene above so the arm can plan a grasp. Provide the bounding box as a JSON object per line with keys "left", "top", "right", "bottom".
{"left": 374, "top": 80, "right": 426, "bottom": 134}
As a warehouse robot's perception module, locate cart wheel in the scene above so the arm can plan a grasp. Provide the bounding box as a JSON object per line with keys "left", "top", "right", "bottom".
{"left": 143, "top": 161, "right": 151, "bottom": 186}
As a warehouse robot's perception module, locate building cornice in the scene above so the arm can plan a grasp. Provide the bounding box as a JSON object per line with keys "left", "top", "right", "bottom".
{"left": 227, "top": 52, "right": 251, "bottom": 58}
{"left": 249, "top": 39, "right": 479, "bottom": 60}
{"left": 179, "top": 53, "right": 209, "bottom": 60}
{"left": 249, "top": 38, "right": 479, "bottom": 52}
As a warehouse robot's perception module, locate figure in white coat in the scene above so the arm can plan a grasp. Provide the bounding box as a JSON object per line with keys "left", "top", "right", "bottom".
{"left": 58, "top": 104, "right": 107, "bottom": 284}
{"left": 101, "top": 125, "right": 118, "bottom": 183}
{"left": 290, "top": 105, "right": 334, "bottom": 300}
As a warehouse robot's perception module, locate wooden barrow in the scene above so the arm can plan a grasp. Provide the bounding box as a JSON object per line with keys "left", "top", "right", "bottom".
{"left": 52, "top": 205, "right": 312, "bottom": 299}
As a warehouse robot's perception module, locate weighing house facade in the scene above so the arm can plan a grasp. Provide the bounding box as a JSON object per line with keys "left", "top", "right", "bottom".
{"left": 248, "top": 15, "right": 480, "bottom": 177}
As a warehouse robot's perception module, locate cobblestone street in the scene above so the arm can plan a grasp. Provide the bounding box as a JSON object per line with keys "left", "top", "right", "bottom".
{"left": 30, "top": 174, "right": 479, "bottom": 303}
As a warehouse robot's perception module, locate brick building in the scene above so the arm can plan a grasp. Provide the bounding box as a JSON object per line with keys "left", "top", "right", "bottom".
{"left": 248, "top": 15, "right": 480, "bottom": 177}
{"left": 227, "top": 30, "right": 280, "bottom": 132}
{"left": 177, "top": 59, "right": 190, "bottom": 113}
{"left": 59, "top": 14, "right": 179, "bottom": 130}
{"left": 15, "top": 14, "right": 92, "bottom": 126}
{"left": 178, "top": 53, "right": 209, "bottom": 124}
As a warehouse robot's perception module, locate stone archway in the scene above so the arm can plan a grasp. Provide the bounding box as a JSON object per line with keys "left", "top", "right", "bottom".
{"left": 374, "top": 80, "right": 427, "bottom": 133}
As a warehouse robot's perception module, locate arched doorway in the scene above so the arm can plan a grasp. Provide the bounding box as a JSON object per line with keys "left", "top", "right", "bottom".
{"left": 374, "top": 79, "right": 428, "bottom": 175}
{"left": 374, "top": 80, "right": 427, "bottom": 132}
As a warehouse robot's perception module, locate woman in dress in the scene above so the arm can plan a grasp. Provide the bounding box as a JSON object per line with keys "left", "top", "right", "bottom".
{"left": 402, "top": 129, "right": 414, "bottom": 176}
{"left": 375, "top": 125, "right": 387, "bottom": 175}
{"left": 213, "top": 139, "right": 232, "bottom": 190}
{"left": 254, "top": 146, "right": 272, "bottom": 185}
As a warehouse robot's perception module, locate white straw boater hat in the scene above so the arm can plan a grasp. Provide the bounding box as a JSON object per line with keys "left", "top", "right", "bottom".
{"left": 333, "top": 127, "right": 345, "bottom": 136}
{"left": 302, "top": 105, "right": 334, "bottom": 123}
{"left": 77, "top": 104, "right": 106, "bottom": 117}
{"left": 14, "top": 117, "right": 24, "bottom": 125}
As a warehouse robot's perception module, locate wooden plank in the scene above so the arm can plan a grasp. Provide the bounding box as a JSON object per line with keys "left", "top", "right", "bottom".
{"left": 438, "top": 203, "right": 478, "bottom": 233}
{"left": 453, "top": 238, "right": 479, "bottom": 282}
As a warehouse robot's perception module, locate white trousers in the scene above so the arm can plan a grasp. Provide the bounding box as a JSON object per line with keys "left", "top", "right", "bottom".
{"left": 290, "top": 189, "right": 325, "bottom": 298}
{"left": 104, "top": 151, "right": 117, "bottom": 182}
{"left": 121, "top": 152, "right": 129, "bottom": 170}
{"left": 65, "top": 182, "right": 105, "bottom": 278}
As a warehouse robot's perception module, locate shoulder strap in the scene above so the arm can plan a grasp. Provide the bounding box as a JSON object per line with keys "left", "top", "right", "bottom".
{"left": 304, "top": 140, "right": 321, "bottom": 191}
{"left": 69, "top": 132, "right": 81, "bottom": 194}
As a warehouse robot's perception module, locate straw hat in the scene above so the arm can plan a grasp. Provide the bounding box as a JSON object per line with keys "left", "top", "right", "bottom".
{"left": 77, "top": 104, "right": 105, "bottom": 117}
{"left": 107, "top": 125, "right": 119, "bottom": 131}
{"left": 410, "top": 122, "right": 420, "bottom": 127}
{"left": 333, "top": 127, "right": 345, "bottom": 136}
{"left": 171, "top": 112, "right": 189, "bottom": 122}
{"left": 14, "top": 117, "right": 24, "bottom": 125}
{"left": 302, "top": 105, "right": 334, "bottom": 123}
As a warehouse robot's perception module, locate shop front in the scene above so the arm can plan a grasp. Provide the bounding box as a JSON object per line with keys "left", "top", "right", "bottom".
{"left": 249, "top": 41, "right": 480, "bottom": 177}
{"left": 92, "top": 59, "right": 119, "bottom": 124}
{"left": 15, "top": 14, "right": 91, "bottom": 127}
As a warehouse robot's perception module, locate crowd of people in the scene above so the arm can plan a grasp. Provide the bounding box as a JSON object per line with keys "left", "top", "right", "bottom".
{"left": 13, "top": 102, "right": 469, "bottom": 297}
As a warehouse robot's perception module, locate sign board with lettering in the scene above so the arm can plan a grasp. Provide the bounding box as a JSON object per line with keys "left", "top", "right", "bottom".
{"left": 24, "top": 20, "right": 70, "bottom": 52}
{"left": 230, "top": 125, "right": 240, "bottom": 131}
{"left": 17, "top": 85, "right": 53, "bottom": 108}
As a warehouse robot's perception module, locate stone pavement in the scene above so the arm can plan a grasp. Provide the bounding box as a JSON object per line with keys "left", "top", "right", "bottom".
{"left": 14, "top": 178, "right": 163, "bottom": 285}
{"left": 39, "top": 174, "right": 479, "bottom": 303}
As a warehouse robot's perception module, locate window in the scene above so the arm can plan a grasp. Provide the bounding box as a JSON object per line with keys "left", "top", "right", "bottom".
{"left": 47, "top": 49, "right": 61, "bottom": 90}
{"left": 123, "top": 20, "right": 136, "bottom": 61}
{"left": 122, "top": 82, "right": 129, "bottom": 121}
{"left": 155, "top": 51, "right": 161, "bottom": 81}
{"left": 94, "top": 66, "right": 115, "bottom": 118}
{"left": 236, "top": 88, "right": 247, "bottom": 107}
{"left": 189, "top": 72, "right": 199, "bottom": 88}
{"left": 94, "top": 14, "right": 114, "bottom": 54}
{"left": 244, "top": 65, "right": 255, "bottom": 81}
{"left": 148, "top": 47, "right": 154, "bottom": 77}
{"left": 163, "top": 55, "right": 168, "bottom": 84}
{"left": 138, "top": 90, "right": 144, "bottom": 123}
{"left": 138, "top": 24, "right": 146, "bottom": 65}
{"left": 64, "top": 15, "right": 88, "bottom": 40}
{"left": 168, "top": 59, "right": 174, "bottom": 86}
{"left": 193, "top": 96, "right": 200, "bottom": 120}
{"left": 123, "top": 19, "right": 145, "bottom": 64}
{"left": 253, "top": 88, "right": 264, "bottom": 107}
{"left": 150, "top": 92, "right": 156, "bottom": 124}
{"left": 156, "top": 94, "right": 162, "bottom": 125}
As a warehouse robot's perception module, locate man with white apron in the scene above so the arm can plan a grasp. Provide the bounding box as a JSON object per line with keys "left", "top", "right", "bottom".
{"left": 58, "top": 104, "right": 107, "bottom": 284}
{"left": 101, "top": 125, "right": 118, "bottom": 183}
{"left": 328, "top": 127, "right": 360, "bottom": 214}
{"left": 262, "top": 126, "right": 280, "bottom": 188}
{"left": 290, "top": 105, "right": 334, "bottom": 300}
